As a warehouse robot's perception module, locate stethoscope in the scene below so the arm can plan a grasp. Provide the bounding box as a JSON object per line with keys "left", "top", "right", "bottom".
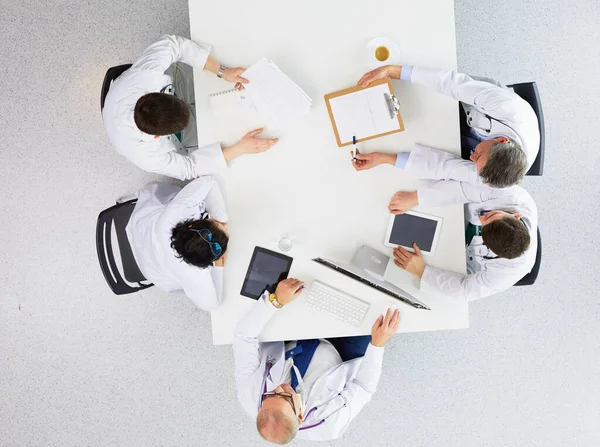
{"left": 260, "top": 358, "right": 350, "bottom": 431}
{"left": 467, "top": 108, "right": 519, "bottom": 138}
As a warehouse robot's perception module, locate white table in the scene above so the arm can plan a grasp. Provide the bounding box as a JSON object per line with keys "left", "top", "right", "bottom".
{"left": 189, "top": 0, "right": 467, "bottom": 345}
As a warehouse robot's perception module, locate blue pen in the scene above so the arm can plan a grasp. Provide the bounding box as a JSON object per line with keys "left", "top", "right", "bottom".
{"left": 352, "top": 135, "right": 357, "bottom": 161}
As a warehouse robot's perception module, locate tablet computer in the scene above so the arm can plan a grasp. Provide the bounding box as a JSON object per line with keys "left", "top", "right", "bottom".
{"left": 384, "top": 211, "right": 443, "bottom": 255}
{"left": 240, "top": 247, "right": 293, "bottom": 299}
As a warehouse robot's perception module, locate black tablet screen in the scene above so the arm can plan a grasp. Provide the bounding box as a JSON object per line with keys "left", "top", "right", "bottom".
{"left": 241, "top": 248, "right": 293, "bottom": 299}
{"left": 389, "top": 214, "right": 438, "bottom": 251}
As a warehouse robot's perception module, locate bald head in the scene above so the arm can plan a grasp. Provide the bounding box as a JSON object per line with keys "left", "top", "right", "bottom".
{"left": 256, "top": 408, "right": 298, "bottom": 444}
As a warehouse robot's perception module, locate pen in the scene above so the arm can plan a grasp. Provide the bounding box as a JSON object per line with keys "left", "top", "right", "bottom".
{"left": 352, "top": 135, "right": 357, "bottom": 161}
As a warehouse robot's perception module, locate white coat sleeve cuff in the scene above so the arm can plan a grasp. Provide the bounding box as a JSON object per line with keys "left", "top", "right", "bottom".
{"left": 400, "top": 65, "right": 414, "bottom": 82}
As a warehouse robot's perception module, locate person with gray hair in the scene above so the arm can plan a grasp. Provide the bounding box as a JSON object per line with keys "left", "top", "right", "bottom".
{"left": 234, "top": 278, "right": 400, "bottom": 443}
{"left": 354, "top": 65, "right": 539, "bottom": 189}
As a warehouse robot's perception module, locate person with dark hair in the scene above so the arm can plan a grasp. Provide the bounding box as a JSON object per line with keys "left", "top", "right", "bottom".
{"left": 353, "top": 65, "right": 539, "bottom": 190}
{"left": 103, "top": 35, "right": 278, "bottom": 180}
{"left": 386, "top": 182, "right": 538, "bottom": 301}
{"left": 234, "top": 278, "right": 401, "bottom": 443}
{"left": 125, "top": 176, "right": 229, "bottom": 310}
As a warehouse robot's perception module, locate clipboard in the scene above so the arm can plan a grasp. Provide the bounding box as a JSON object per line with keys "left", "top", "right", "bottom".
{"left": 324, "top": 78, "right": 404, "bottom": 147}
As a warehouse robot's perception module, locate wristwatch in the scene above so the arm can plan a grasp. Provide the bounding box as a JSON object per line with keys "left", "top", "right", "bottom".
{"left": 268, "top": 293, "right": 283, "bottom": 309}
{"left": 217, "top": 64, "right": 227, "bottom": 79}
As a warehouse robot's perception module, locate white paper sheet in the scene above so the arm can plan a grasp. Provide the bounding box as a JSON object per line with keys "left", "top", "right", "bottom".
{"left": 328, "top": 83, "right": 400, "bottom": 144}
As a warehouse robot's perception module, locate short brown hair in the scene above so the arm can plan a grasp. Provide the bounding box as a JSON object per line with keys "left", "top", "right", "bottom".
{"left": 481, "top": 215, "right": 530, "bottom": 259}
{"left": 134, "top": 92, "right": 190, "bottom": 136}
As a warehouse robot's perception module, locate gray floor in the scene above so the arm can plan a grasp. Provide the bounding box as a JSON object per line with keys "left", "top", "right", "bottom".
{"left": 1, "top": 0, "right": 598, "bottom": 446}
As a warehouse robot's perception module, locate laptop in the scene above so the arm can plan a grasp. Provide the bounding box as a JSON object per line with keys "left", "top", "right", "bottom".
{"left": 312, "top": 245, "right": 431, "bottom": 310}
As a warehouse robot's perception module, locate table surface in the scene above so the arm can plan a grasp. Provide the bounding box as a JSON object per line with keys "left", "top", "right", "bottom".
{"left": 189, "top": 0, "right": 467, "bottom": 345}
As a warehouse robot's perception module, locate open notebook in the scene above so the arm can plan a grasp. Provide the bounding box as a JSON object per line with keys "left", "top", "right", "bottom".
{"left": 325, "top": 78, "right": 404, "bottom": 147}
{"left": 208, "top": 89, "right": 266, "bottom": 147}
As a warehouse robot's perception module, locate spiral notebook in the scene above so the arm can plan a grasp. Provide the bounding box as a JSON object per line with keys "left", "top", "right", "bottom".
{"left": 208, "top": 89, "right": 266, "bottom": 147}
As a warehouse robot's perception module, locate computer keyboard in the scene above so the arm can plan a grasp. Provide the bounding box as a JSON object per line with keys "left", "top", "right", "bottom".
{"left": 305, "top": 281, "right": 370, "bottom": 327}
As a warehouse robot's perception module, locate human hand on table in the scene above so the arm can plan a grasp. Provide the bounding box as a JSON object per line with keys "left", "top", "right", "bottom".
{"left": 357, "top": 65, "right": 401, "bottom": 87}
{"left": 388, "top": 191, "right": 418, "bottom": 214}
{"left": 351, "top": 150, "right": 397, "bottom": 171}
{"left": 393, "top": 243, "right": 426, "bottom": 278}
{"left": 223, "top": 128, "right": 279, "bottom": 161}
{"left": 274, "top": 278, "right": 305, "bottom": 306}
{"left": 370, "top": 307, "right": 401, "bottom": 347}
{"left": 221, "top": 67, "right": 249, "bottom": 91}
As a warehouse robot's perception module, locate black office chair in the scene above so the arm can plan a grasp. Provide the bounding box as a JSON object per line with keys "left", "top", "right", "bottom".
{"left": 507, "top": 82, "right": 545, "bottom": 176}
{"left": 100, "top": 64, "right": 132, "bottom": 111}
{"left": 96, "top": 199, "right": 154, "bottom": 295}
{"left": 514, "top": 227, "right": 542, "bottom": 286}
{"left": 458, "top": 81, "right": 545, "bottom": 176}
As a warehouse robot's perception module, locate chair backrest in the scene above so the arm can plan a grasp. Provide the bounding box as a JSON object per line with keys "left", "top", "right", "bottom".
{"left": 96, "top": 199, "right": 154, "bottom": 295}
{"left": 100, "top": 64, "right": 133, "bottom": 112}
{"left": 514, "top": 227, "right": 542, "bottom": 286}
{"left": 507, "top": 82, "right": 545, "bottom": 176}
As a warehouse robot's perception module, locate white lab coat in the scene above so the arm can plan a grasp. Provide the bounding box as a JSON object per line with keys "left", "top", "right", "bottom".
{"left": 102, "top": 35, "right": 226, "bottom": 180}
{"left": 125, "top": 176, "right": 228, "bottom": 311}
{"left": 409, "top": 66, "right": 540, "bottom": 169}
{"left": 405, "top": 144, "right": 504, "bottom": 206}
{"left": 234, "top": 295, "right": 385, "bottom": 441}
{"left": 418, "top": 184, "right": 538, "bottom": 301}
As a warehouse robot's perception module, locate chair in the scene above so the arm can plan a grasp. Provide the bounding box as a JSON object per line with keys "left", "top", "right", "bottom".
{"left": 514, "top": 228, "right": 542, "bottom": 286}
{"left": 100, "top": 64, "right": 132, "bottom": 111}
{"left": 507, "top": 82, "right": 545, "bottom": 176}
{"left": 96, "top": 199, "right": 153, "bottom": 295}
{"left": 458, "top": 82, "right": 545, "bottom": 176}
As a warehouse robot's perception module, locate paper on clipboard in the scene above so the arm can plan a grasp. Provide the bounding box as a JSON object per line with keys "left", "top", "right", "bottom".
{"left": 324, "top": 78, "right": 404, "bottom": 147}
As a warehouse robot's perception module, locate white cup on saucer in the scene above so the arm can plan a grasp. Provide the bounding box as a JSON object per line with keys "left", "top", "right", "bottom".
{"left": 365, "top": 36, "right": 401, "bottom": 69}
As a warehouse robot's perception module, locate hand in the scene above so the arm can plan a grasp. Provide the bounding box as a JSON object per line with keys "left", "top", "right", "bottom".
{"left": 371, "top": 307, "right": 401, "bottom": 347}
{"left": 223, "top": 128, "right": 279, "bottom": 162}
{"left": 222, "top": 67, "right": 249, "bottom": 90}
{"left": 351, "top": 150, "right": 396, "bottom": 171}
{"left": 274, "top": 278, "right": 305, "bottom": 306}
{"left": 393, "top": 243, "right": 426, "bottom": 278}
{"left": 357, "top": 65, "right": 400, "bottom": 88}
{"left": 214, "top": 252, "right": 227, "bottom": 267}
{"left": 388, "top": 191, "right": 418, "bottom": 214}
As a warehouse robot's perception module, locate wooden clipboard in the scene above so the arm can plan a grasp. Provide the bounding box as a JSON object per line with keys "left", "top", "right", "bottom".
{"left": 324, "top": 78, "right": 404, "bottom": 147}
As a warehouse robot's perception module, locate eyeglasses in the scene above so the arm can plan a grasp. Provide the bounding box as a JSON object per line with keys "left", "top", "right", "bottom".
{"left": 187, "top": 227, "right": 222, "bottom": 260}
{"left": 261, "top": 392, "right": 297, "bottom": 416}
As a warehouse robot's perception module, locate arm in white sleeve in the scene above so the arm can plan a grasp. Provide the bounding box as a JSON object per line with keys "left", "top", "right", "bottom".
{"left": 408, "top": 66, "right": 526, "bottom": 123}
{"left": 420, "top": 264, "right": 519, "bottom": 301}
{"left": 234, "top": 294, "right": 278, "bottom": 415}
{"left": 404, "top": 144, "right": 482, "bottom": 185}
{"left": 202, "top": 177, "right": 228, "bottom": 222}
{"left": 417, "top": 179, "right": 504, "bottom": 207}
{"left": 310, "top": 344, "right": 385, "bottom": 440}
{"left": 131, "top": 34, "right": 211, "bottom": 74}
{"left": 132, "top": 142, "right": 223, "bottom": 180}
{"left": 210, "top": 266, "right": 224, "bottom": 302}
{"left": 181, "top": 267, "right": 221, "bottom": 311}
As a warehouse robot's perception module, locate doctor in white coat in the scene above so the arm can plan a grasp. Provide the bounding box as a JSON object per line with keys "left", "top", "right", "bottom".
{"left": 103, "top": 35, "right": 278, "bottom": 180}
{"left": 126, "top": 176, "right": 229, "bottom": 310}
{"left": 387, "top": 182, "right": 538, "bottom": 301}
{"left": 356, "top": 65, "right": 540, "bottom": 188}
{"left": 234, "top": 279, "right": 400, "bottom": 443}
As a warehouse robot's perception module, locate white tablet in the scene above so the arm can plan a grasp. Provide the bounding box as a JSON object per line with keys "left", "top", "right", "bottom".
{"left": 384, "top": 211, "right": 443, "bottom": 255}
